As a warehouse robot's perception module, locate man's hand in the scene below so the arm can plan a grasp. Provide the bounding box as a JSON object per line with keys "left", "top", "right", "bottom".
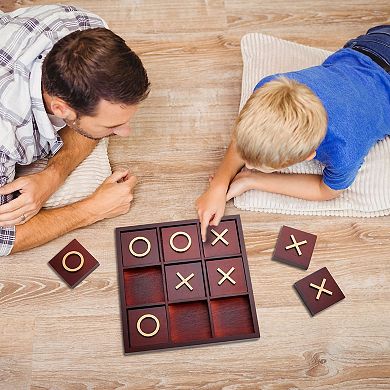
{"left": 0, "top": 170, "right": 60, "bottom": 226}
{"left": 86, "top": 169, "right": 137, "bottom": 223}
{"left": 196, "top": 184, "right": 228, "bottom": 243}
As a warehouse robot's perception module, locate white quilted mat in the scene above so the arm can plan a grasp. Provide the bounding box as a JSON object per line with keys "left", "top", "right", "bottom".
{"left": 234, "top": 33, "right": 390, "bottom": 217}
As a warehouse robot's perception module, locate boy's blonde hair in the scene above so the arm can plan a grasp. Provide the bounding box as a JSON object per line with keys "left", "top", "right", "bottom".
{"left": 234, "top": 77, "right": 327, "bottom": 169}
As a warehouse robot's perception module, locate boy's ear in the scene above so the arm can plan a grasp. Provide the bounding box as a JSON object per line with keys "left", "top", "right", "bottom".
{"left": 305, "top": 151, "right": 317, "bottom": 161}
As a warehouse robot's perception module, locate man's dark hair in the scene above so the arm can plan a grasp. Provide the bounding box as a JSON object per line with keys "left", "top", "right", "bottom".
{"left": 42, "top": 28, "right": 150, "bottom": 116}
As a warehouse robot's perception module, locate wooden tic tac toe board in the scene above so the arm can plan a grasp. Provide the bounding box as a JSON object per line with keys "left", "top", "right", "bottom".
{"left": 115, "top": 215, "right": 260, "bottom": 353}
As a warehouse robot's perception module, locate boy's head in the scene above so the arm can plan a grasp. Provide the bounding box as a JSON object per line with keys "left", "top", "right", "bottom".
{"left": 42, "top": 28, "right": 150, "bottom": 140}
{"left": 234, "top": 77, "right": 327, "bottom": 171}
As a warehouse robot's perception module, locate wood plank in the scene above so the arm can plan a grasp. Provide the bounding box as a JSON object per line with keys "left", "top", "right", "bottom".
{"left": 0, "top": 0, "right": 389, "bottom": 388}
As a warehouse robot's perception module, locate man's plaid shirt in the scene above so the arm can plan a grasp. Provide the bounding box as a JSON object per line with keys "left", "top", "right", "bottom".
{"left": 0, "top": 5, "right": 107, "bottom": 255}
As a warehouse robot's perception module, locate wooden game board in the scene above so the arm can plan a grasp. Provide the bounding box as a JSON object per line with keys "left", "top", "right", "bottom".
{"left": 115, "top": 215, "right": 260, "bottom": 353}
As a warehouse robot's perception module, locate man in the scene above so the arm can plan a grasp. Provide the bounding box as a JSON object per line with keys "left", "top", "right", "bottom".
{"left": 0, "top": 5, "right": 150, "bottom": 255}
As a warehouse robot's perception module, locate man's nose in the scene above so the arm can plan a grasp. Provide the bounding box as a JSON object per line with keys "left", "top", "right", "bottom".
{"left": 113, "top": 124, "right": 132, "bottom": 137}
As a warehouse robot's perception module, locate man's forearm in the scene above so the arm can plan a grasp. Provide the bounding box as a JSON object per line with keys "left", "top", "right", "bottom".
{"left": 211, "top": 140, "right": 245, "bottom": 189}
{"left": 252, "top": 173, "right": 341, "bottom": 201}
{"left": 45, "top": 126, "right": 98, "bottom": 186}
{"left": 11, "top": 198, "right": 96, "bottom": 254}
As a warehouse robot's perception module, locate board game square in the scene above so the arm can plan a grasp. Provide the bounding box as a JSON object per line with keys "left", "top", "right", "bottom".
{"left": 203, "top": 220, "right": 241, "bottom": 259}
{"left": 161, "top": 224, "right": 201, "bottom": 262}
{"left": 165, "top": 262, "right": 205, "bottom": 302}
{"left": 121, "top": 228, "right": 160, "bottom": 267}
{"left": 206, "top": 257, "right": 247, "bottom": 297}
{"left": 48, "top": 239, "right": 99, "bottom": 288}
{"left": 128, "top": 306, "right": 169, "bottom": 348}
{"left": 294, "top": 267, "right": 345, "bottom": 316}
{"left": 273, "top": 225, "right": 317, "bottom": 270}
{"left": 210, "top": 296, "right": 255, "bottom": 337}
{"left": 168, "top": 301, "right": 211, "bottom": 343}
{"left": 124, "top": 266, "right": 165, "bottom": 306}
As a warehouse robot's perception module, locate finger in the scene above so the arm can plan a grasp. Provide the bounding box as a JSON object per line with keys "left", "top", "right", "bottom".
{"left": 0, "top": 204, "right": 32, "bottom": 224}
{"left": 14, "top": 211, "right": 35, "bottom": 226}
{"left": 0, "top": 211, "right": 33, "bottom": 227}
{"left": 0, "top": 194, "right": 26, "bottom": 215}
{"left": 104, "top": 169, "right": 130, "bottom": 184}
{"left": 210, "top": 209, "right": 224, "bottom": 226}
{"left": 200, "top": 211, "right": 213, "bottom": 243}
{"left": 0, "top": 179, "right": 24, "bottom": 195}
{"left": 123, "top": 175, "right": 137, "bottom": 191}
{"left": 226, "top": 188, "right": 234, "bottom": 201}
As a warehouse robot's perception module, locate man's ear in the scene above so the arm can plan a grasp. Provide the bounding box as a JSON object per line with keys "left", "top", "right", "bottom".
{"left": 50, "top": 96, "right": 76, "bottom": 121}
{"left": 305, "top": 151, "right": 317, "bottom": 161}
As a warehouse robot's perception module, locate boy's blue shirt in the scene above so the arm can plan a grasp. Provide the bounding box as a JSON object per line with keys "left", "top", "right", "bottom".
{"left": 254, "top": 48, "right": 390, "bottom": 190}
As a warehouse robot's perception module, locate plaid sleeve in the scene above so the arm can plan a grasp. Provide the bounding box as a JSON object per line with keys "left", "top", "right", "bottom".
{"left": 0, "top": 167, "right": 15, "bottom": 257}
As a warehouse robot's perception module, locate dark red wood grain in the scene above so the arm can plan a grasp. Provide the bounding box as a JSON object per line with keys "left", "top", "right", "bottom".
{"left": 124, "top": 267, "right": 165, "bottom": 306}
{"left": 273, "top": 225, "right": 317, "bottom": 270}
{"left": 48, "top": 239, "right": 99, "bottom": 288}
{"left": 115, "top": 215, "right": 260, "bottom": 353}
{"left": 169, "top": 301, "right": 211, "bottom": 343}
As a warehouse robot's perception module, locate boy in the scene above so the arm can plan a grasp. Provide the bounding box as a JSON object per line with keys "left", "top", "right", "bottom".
{"left": 197, "top": 25, "right": 390, "bottom": 241}
{"left": 0, "top": 5, "right": 150, "bottom": 255}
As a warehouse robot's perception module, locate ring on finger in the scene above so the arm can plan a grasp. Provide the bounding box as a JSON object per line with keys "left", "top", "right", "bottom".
{"left": 20, "top": 214, "right": 26, "bottom": 222}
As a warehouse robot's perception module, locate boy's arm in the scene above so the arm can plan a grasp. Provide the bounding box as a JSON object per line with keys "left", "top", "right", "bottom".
{"left": 227, "top": 171, "right": 342, "bottom": 201}
{"left": 196, "top": 139, "right": 245, "bottom": 241}
{"left": 0, "top": 126, "right": 98, "bottom": 226}
{"left": 11, "top": 170, "right": 136, "bottom": 254}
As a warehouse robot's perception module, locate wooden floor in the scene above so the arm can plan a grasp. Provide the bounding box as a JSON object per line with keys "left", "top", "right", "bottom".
{"left": 1, "top": 1, "right": 390, "bottom": 389}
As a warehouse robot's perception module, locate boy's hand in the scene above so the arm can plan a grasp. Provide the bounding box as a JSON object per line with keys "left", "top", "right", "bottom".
{"left": 226, "top": 170, "right": 257, "bottom": 201}
{"left": 196, "top": 185, "right": 227, "bottom": 242}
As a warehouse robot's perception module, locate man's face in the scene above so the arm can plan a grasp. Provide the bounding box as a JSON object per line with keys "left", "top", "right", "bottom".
{"left": 66, "top": 100, "right": 139, "bottom": 140}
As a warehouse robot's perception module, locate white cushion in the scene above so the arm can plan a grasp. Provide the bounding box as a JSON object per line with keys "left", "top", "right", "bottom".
{"left": 234, "top": 33, "right": 390, "bottom": 217}
{"left": 16, "top": 138, "right": 111, "bottom": 208}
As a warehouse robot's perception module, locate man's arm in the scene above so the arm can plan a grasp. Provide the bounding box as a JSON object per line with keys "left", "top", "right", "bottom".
{"left": 10, "top": 170, "right": 137, "bottom": 254}
{"left": 196, "top": 139, "right": 245, "bottom": 241}
{"left": 227, "top": 171, "right": 343, "bottom": 201}
{"left": 45, "top": 125, "right": 98, "bottom": 187}
{"left": 0, "top": 126, "right": 98, "bottom": 226}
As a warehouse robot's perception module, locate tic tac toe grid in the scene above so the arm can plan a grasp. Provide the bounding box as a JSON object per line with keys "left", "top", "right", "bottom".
{"left": 115, "top": 215, "right": 260, "bottom": 353}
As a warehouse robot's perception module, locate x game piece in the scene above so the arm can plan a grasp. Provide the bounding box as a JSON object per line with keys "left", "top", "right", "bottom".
{"left": 273, "top": 225, "right": 317, "bottom": 269}
{"left": 48, "top": 239, "right": 99, "bottom": 288}
{"left": 294, "top": 267, "right": 345, "bottom": 316}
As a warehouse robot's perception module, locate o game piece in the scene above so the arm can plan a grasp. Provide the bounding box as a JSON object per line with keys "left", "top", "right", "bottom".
{"left": 136, "top": 314, "right": 160, "bottom": 337}
{"left": 169, "top": 231, "right": 192, "bottom": 253}
{"left": 62, "top": 251, "right": 84, "bottom": 272}
{"left": 294, "top": 267, "right": 345, "bottom": 316}
{"left": 128, "top": 306, "right": 169, "bottom": 348}
{"left": 129, "top": 236, "right": 151, "bottom": 258}
{"left": 48, "top": 239, "right": 99, "bottom": 288}
{"left": 161, "top": 224, "right": 200, "bottom": 262}
{"left": 273, "top": 226, "right": 317, "bottom": 269}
